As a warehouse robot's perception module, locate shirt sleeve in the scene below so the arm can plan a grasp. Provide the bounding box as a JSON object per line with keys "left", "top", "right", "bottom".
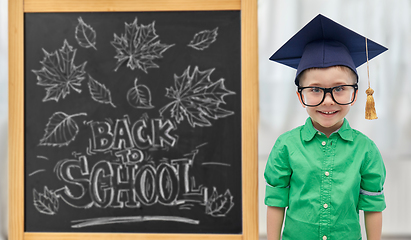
{"left": 358, "top": 140, "right": 386, "bottom": 212}
{"left": 264, "top": 137, "right": 292, "bottom": 207}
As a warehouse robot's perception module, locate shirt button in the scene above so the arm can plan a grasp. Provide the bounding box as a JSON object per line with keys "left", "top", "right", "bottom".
{"left": 323, "top": 236, "right": 327, "bottom": 240}
{"left": 317, "top": 132, "right": 321, "bottom": 135}
{"left": 323, "top": 203, "right": 328, "bottom": 209}
{"left": 321, "top": 141, "right": 326, "bottom": 146}
{"left": 325, "top": 171, "right": 330, "bottom": 176}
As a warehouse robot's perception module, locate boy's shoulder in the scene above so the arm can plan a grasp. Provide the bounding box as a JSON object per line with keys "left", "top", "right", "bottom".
{"left": 276, "top": 118, "right": 313, "bottom": 142}
{"left": 275, "top": 125, "right": 305, "bottom": 145}
{"left": 348, "top": 127, "right": 379, "bottom": 147}
{"left": 338, "top": 120, "right": 380, "bottom": 151}
{"left": 339, "top": 119, "right": 376, "bottom": 143}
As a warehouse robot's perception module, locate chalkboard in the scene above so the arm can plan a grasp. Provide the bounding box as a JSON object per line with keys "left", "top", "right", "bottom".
{"left": 10, "top": 1, "right": 258, "bottom": 240}
{"left": 24, "top": 11, "right": 242, "bottom": 234}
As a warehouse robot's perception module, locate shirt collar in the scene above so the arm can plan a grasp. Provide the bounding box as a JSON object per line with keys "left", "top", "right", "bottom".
{"left": 301, "top": 117, "right": 354, "bottom": 142}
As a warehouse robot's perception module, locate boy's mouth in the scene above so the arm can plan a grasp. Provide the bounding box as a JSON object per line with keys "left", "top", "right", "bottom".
{"left": 318, "top": 110, "right": 338, "bottom": 115}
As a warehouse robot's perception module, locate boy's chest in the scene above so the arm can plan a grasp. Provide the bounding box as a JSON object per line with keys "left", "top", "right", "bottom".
{"left": 288, "top": 137, "right": 363, "bottom": 186}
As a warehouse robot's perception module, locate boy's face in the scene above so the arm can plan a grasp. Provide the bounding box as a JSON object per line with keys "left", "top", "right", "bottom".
{"left": 297, "top": 66, "right": 358, "bottom": 135}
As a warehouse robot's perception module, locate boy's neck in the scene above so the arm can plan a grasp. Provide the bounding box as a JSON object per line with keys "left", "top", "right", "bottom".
{"left": 311, "top": 119, "right": 344, "bottom": 138}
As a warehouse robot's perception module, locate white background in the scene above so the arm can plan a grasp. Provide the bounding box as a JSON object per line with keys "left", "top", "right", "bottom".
{"left": 1, "top": 0, "right": 411, "bottom": 239}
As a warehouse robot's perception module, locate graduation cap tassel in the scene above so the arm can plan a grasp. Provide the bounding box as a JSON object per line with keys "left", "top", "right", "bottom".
{"left": 365, "top": 37, "right": 378, "bottom": 120}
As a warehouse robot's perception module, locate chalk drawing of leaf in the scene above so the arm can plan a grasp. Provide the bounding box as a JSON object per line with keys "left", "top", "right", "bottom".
{"left": 75, "top": 17, "right": 97, "bottom": 50}
{"left": 111, "top": 18, "right": 175, "bottom": 73}
{"left": 188, "top": 27, "right": 218, "bottom": 50}
{"left": 32, "top": 40, "right": 87, "bottom": 102}
{"left": 127, "top": 78, "right": 154, "bottom": 109}
{"left": 88, "top": 75, "right": 116, "bottom": 108}
{"left": 205, "top": 188, "right": 234, "bottom": 217}
{"left": 33, "top": 186, "right": 59, "bottom": 215}
{"left": 159, "top": 66, "right": 235, "bottom": 128}
{"left": 39, "top": 112, "right": 87, "bottom": 147}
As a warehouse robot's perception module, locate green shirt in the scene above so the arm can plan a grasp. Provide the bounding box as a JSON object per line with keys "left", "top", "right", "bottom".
{"left": 264, "top": 118, "right": 386, "bottom": 240}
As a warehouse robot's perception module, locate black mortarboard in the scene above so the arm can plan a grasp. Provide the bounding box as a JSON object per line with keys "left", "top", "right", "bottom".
{"left": 269, "top": 14, "right": 388, "bottom": 86}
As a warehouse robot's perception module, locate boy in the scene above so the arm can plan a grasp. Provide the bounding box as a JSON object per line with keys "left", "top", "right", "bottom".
{"left": 264, "top": 14, "right": 387, "bottom": 240}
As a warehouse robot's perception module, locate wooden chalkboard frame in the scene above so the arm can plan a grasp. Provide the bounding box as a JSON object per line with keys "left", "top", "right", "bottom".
{"left": 9, "top": 0, "right": 258, "bottom": 239}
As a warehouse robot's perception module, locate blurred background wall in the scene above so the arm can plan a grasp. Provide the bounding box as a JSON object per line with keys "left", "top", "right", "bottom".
{"left": 1, "top": 0, "right": 411, "bottom": 239}
{"left": 1, "top": 0, "right": 8, "bottom": 239}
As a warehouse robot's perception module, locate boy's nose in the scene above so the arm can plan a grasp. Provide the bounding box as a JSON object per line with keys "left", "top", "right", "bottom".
{"left": 322, "top": 92, "right": 335, "bottom": 105}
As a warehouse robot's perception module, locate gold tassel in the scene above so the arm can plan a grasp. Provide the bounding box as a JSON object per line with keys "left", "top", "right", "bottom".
{"left": 364, "top": 38, "right": 378, "bottom": 120}
{"left": 365, "top": 87, "right": 378, "bottom": 119}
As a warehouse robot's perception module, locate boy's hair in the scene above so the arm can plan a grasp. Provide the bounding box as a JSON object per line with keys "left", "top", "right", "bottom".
{"left": 297, "top": 65, "right": 358, "bottom": 87}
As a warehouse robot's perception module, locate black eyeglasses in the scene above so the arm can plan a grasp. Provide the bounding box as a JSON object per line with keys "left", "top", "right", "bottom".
{"left": 297, "top": 84, "right": 358, "bottom": 107}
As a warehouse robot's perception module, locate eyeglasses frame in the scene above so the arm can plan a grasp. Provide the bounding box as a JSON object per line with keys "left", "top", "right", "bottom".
{"left": 297, "top": 84, "right": 359, "bottom": 107}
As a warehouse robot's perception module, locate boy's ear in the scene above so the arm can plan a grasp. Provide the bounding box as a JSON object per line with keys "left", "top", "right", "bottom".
{"left": 296, "top": 91, "right": 306, "bottom": 108}
{"left": 351, "top": 89, "right": 359, "bottom": 106}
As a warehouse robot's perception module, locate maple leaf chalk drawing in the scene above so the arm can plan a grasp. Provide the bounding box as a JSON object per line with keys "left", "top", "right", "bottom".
{"left": 160, "top": 66, "right": 235, "bottom": 128}
{"left": 39, "top": 112, "right": 87, "bottom": 147}
{"left": 75, "top": 17, "right": 97, "bottom": 50}
{"left": 188, "top": 27, "right": 218, "bottom": 50}
{"left": 111, "top": 18, "right": 175, "bottom": 73}
{"left": 88, "top": 75, "right": 116, "bottom": 108}
{"left": 33, "top": 186, "right": 59, "bottom": 215}
{"left": 205, "top": 188, "right": 234, "bottom": 217}
{"left": 32, "top": 40, "right": 87, "bottom": 102}
{"left": 127, "top": 78, "right": 154, "bottom": 109}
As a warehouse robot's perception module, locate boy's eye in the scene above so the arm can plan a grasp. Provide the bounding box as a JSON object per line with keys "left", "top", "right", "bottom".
{"left": 334, "top": 86, "right": 344, "bottom": 92}
{"left": 311, "top": 87, "right": 322, "bottom": 93}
